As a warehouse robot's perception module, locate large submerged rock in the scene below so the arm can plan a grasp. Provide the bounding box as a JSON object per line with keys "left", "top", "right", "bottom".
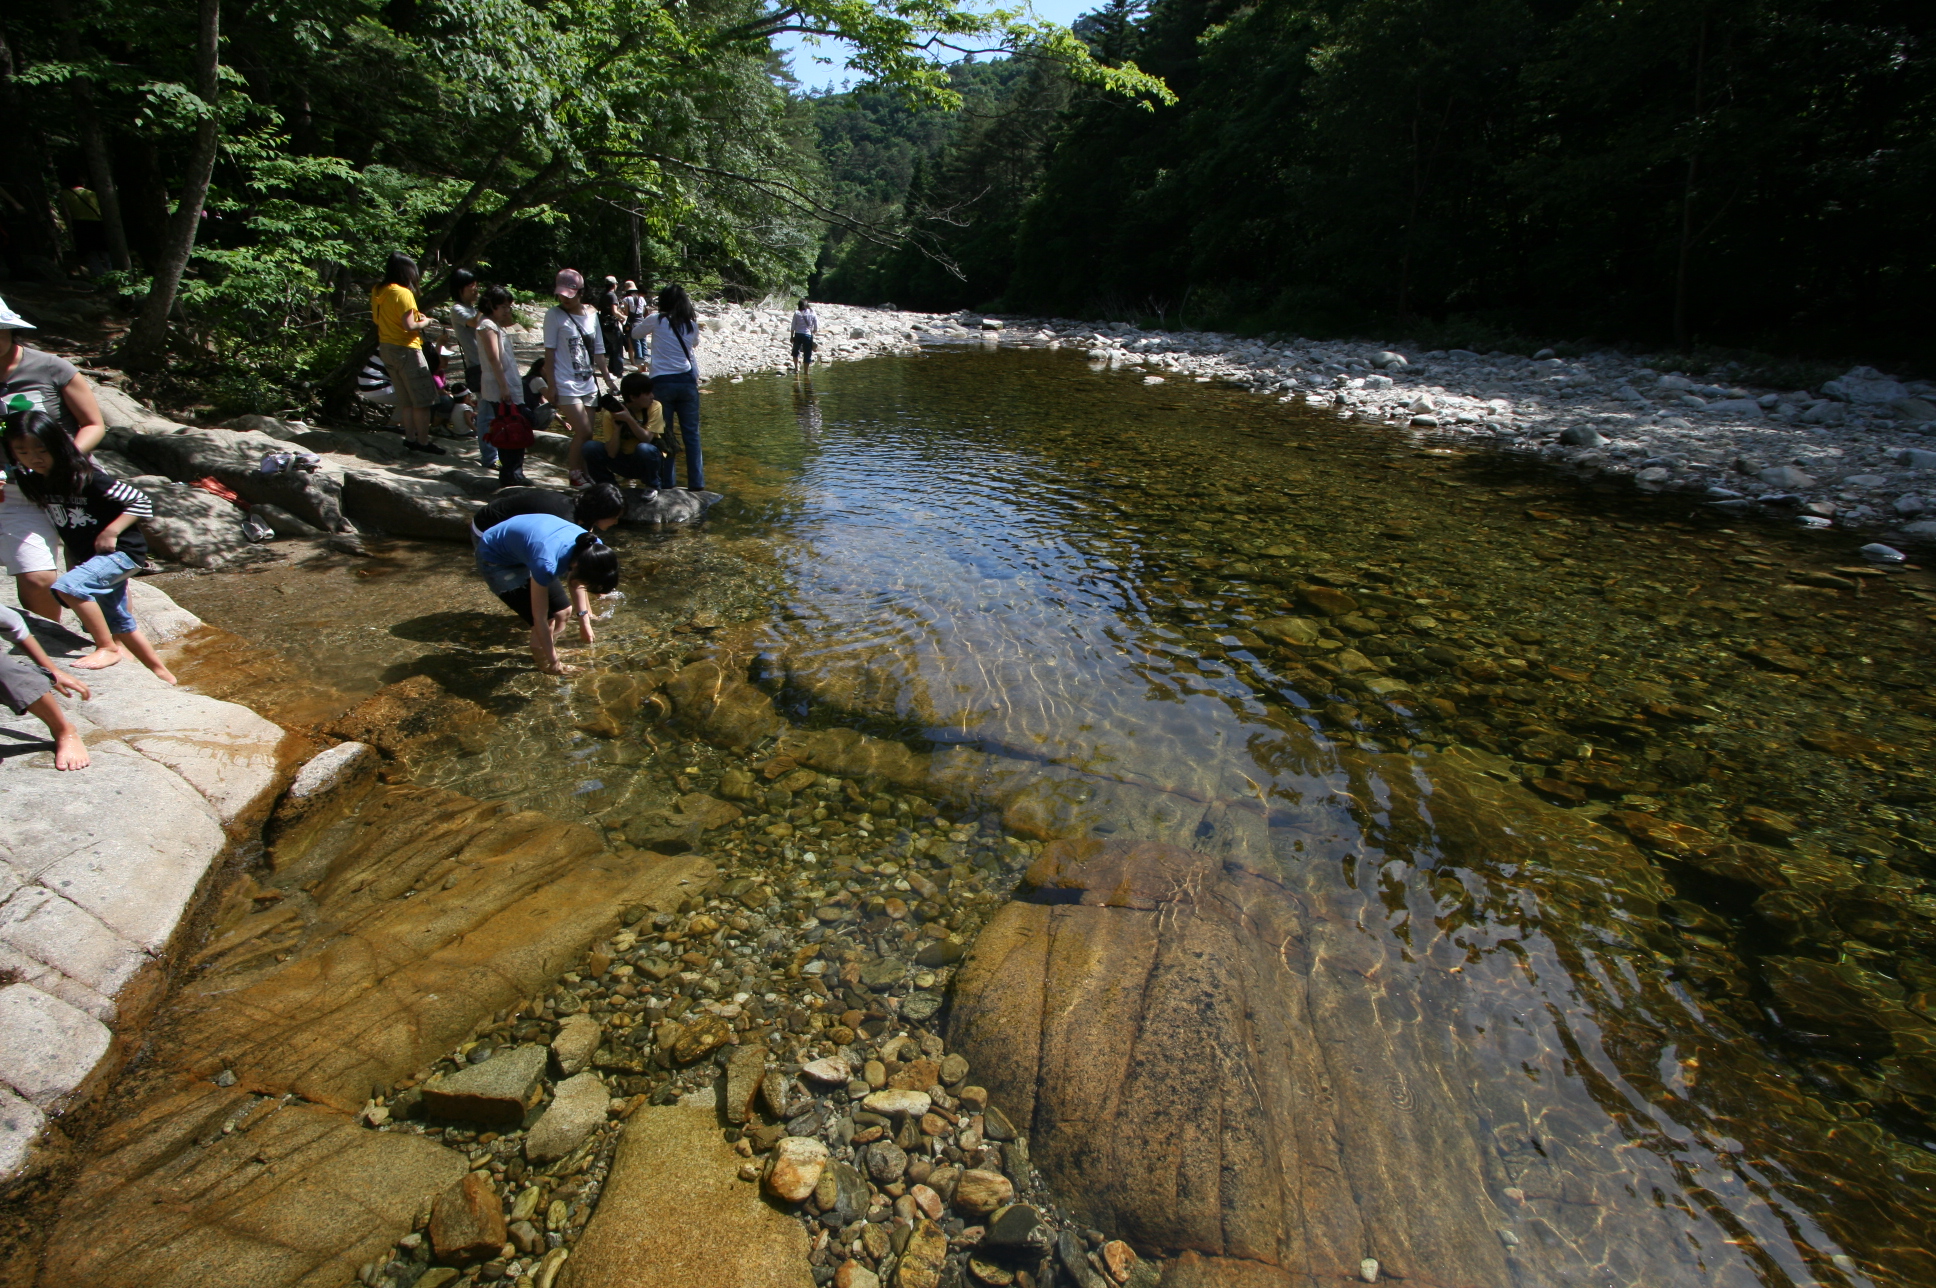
{"left": 40, "top": 761, "right": 708, "bottom": 1285}
{"left": 324, "top": 674, "right": 497, "bottom": 765}
{"left": 40, "top": 1080, "right": 467, "bottom": 1288}
{"left": 943, "top": 749, "right": 1815, "bottom": 1287}
{"left": 623, "top": 486, "right": 723, "bottom": 526}
{"left": 161, "top": 780, "right": 707, "bottom": 1112}
{"left": 561, "top": 1104, "right": 812, "bottom": 1288}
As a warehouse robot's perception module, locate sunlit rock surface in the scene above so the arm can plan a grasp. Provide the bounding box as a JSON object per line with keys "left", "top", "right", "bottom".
{"left": 0, "top": 584, "right": 291, "bottom": 1184}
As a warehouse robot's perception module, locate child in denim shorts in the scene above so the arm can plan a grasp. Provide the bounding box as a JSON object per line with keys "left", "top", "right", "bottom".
{"left": 1, "top": 410, "right": 175, "bottom": 683}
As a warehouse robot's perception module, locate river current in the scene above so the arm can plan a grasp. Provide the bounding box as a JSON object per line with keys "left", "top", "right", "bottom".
{"left": 159, "top": 344, "right": 1936, "bottom": 1286}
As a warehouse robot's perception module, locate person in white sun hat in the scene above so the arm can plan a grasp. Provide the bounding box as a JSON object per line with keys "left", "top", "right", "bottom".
{"left": 0, "top": 296, "right": 106, "bottom": 622}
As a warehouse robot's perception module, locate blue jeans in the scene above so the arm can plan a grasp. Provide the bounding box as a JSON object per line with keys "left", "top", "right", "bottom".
{"left": 475, "top": 400, "right": 502, "bottom": 470}
{"left": 583, "top": 439, "right": 663, "bottom": 488}
{"left": 654, "top": 374, "right": 702, "bottom": 490}
{"left": 53, "top": 551, "right": 140, "bottom": 635}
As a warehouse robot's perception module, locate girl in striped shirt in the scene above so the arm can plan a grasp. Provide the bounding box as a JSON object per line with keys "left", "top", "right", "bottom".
{"left": 1, "top": 410, "right": 174, "bottom": 682}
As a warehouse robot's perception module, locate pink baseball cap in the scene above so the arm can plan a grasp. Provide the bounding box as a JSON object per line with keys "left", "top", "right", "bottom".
{"left": 553, "top": 268, "right": 584, "bottom": 299}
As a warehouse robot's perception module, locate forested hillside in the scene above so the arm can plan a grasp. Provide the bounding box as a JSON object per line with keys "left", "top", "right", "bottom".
{"left": 809, "top": 59, "right": 1061, "bottom": 309}
{"left": 10, "top": 0, "right": 1928, "bottom": 409}
{"left": 1, "top": 0, "right": 1157, "bottom": 410}
{"left": 811, "top": 0, "right": 1936, "bottom": 361}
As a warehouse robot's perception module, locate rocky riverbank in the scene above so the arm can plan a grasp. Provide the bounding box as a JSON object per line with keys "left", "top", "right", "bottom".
{"left": 644, "top": 300, "right": 1936, "bottom": 543}
{"left": 951, "top": 314, "right": 1936, "bottom": 539}
{"left": 479, "top": 298, "right": 943, "bottom": 387}
{"left": 250, "top": 658, "right": 1147, "bottom": 1288}
{"left": 0, "top": 584, "right": 292, "bottom": 1185}
{"left": 670, "top": 301, "right": 935, "bottom": 378}
{"left": 15, "top": 628, "right": 1148, "bottom": 1288}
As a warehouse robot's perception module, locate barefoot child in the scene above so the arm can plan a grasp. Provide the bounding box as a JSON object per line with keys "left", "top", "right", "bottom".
{"left": 0, "top": 600, "right": 92, "bottom": 770}
{"left": 1, "top": 410, "right": 175, "bottom": 682}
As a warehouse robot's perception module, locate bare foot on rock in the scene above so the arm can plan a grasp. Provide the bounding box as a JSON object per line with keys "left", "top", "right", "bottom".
{"left": 148, "top": 665, "right": 178, "bottom": 686}
{"left": 72, "top": 645, "right": 125, "bottom": 670}
{"left": 54, "top": 731, "right": 90, "bottom": 771}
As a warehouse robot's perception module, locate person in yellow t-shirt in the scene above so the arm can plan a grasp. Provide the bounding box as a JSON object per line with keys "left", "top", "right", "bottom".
{"left": 370, "top": 251, "right": 442, "bottom": 454}
{"left": 61, "top": 178, "right": 109, "bottom": 276}
{"left": 583, "top": 373, "right": 666, "bottom": 490}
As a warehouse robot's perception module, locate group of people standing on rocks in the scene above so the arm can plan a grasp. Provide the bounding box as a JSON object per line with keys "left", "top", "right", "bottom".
{"left": 369, "top": 254, "right": 706, "bottom": 497}
{"left": 371, "top": 253, "right": 727, "bottom": 676}
{"left": 0, "top": 297, "right": 178, "bottom": 771}
{"left": 0, "top": 252, "right": 770, "bottom": 770}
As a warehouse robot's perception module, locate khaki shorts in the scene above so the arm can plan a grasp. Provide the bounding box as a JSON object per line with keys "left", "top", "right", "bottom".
{"left": 0, "top": 653, "right": 52, "bottom": 716}
{"left": 0, "top": 491, "right": 60, "bottom": 575}
{"left": 379, "top": 342, "right": 438, "bottom": 410}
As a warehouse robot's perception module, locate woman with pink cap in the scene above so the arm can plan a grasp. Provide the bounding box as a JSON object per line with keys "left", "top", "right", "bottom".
{"left": 542, "top": 268, "right": 616, "bottom": 484}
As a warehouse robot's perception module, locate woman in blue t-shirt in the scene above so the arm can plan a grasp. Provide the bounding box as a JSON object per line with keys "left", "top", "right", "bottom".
{"left": 473, "top": 512, "right": 620, "bottom": 675}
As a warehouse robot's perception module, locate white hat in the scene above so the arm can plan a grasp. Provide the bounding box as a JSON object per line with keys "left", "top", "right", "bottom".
{"left": 0, "top": 298, "right": 37, "bottom": 330}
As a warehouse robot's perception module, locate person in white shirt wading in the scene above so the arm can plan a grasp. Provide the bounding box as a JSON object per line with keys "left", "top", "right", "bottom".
{"left": 790, "top": 298, "right": 818, "bottom": 372}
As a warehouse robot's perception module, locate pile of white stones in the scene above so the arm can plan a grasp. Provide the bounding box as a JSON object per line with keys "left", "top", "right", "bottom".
{"left": 973, "top": 316, "right": 1936, "bottom": 535}
{"left": 513, "top": 299, "right": 1936, "bottom": 535}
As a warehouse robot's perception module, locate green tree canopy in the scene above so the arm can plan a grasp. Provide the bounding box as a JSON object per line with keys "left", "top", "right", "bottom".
{"left": 5, "top": 0, "right": 1167, "bottom": 399}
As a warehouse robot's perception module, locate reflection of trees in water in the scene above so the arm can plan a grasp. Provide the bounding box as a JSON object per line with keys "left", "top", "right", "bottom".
{"left": 793, "top": 384, "right": 822, "bottom": 441}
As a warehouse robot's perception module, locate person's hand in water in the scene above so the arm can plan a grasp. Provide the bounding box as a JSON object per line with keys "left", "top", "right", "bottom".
{"left": 568, "top": 586, "right": 598, "bottom": 646}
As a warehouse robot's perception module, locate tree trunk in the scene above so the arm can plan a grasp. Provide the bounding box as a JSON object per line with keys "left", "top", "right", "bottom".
{"left": 1671, "top": 17, "right": 1709, "bottom": 351}
{"left": 0, "top": 21, "right": 68, "bottom": 276}
{"left": 122, "top": 0, "right": 220, "bottom": 371}
{"left": 629, "top": 210, "right": 643, "bottom": 285}
{"left": 53, "top": 0, "right": 130, "bottom": 271}
{"left": 317, "top": 327, "right": 382, "bottom": 421}
{"left": 421, "top": 148, "right": 507, "bottom": 268}
{"left": 124, "top": 139, "right": 172, "bottom": 264}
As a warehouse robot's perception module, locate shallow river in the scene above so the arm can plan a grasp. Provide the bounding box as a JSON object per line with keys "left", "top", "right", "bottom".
{"left": 160, "top": 345, "right": 1936, "bottom": 1286}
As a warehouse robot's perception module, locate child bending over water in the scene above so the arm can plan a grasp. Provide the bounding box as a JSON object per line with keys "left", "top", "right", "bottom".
{"left": 473, "top": 512, "right": 620, "bottom": 675}
{"left": 2, "top": 410, "right": 175, "bottom": 682}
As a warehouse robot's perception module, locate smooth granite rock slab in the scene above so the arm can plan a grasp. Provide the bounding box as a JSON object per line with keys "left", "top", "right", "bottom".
{"left": 0, "top": 983, "right": 113, "bottom": 1111}
{"left": 39, "top": 1079, "right": 466, "bottom": 1288}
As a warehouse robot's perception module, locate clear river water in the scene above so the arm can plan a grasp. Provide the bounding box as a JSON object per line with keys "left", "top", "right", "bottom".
{"left": 156, "top": 344, "right": 1936, "bottom": 1287}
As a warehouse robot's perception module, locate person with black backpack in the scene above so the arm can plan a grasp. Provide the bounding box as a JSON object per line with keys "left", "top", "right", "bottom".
{"left": 633, "top": 283, "right": 704, "bottom": 491}
{"left": 593, "top": 275, "right": 627, "bottom": 378}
